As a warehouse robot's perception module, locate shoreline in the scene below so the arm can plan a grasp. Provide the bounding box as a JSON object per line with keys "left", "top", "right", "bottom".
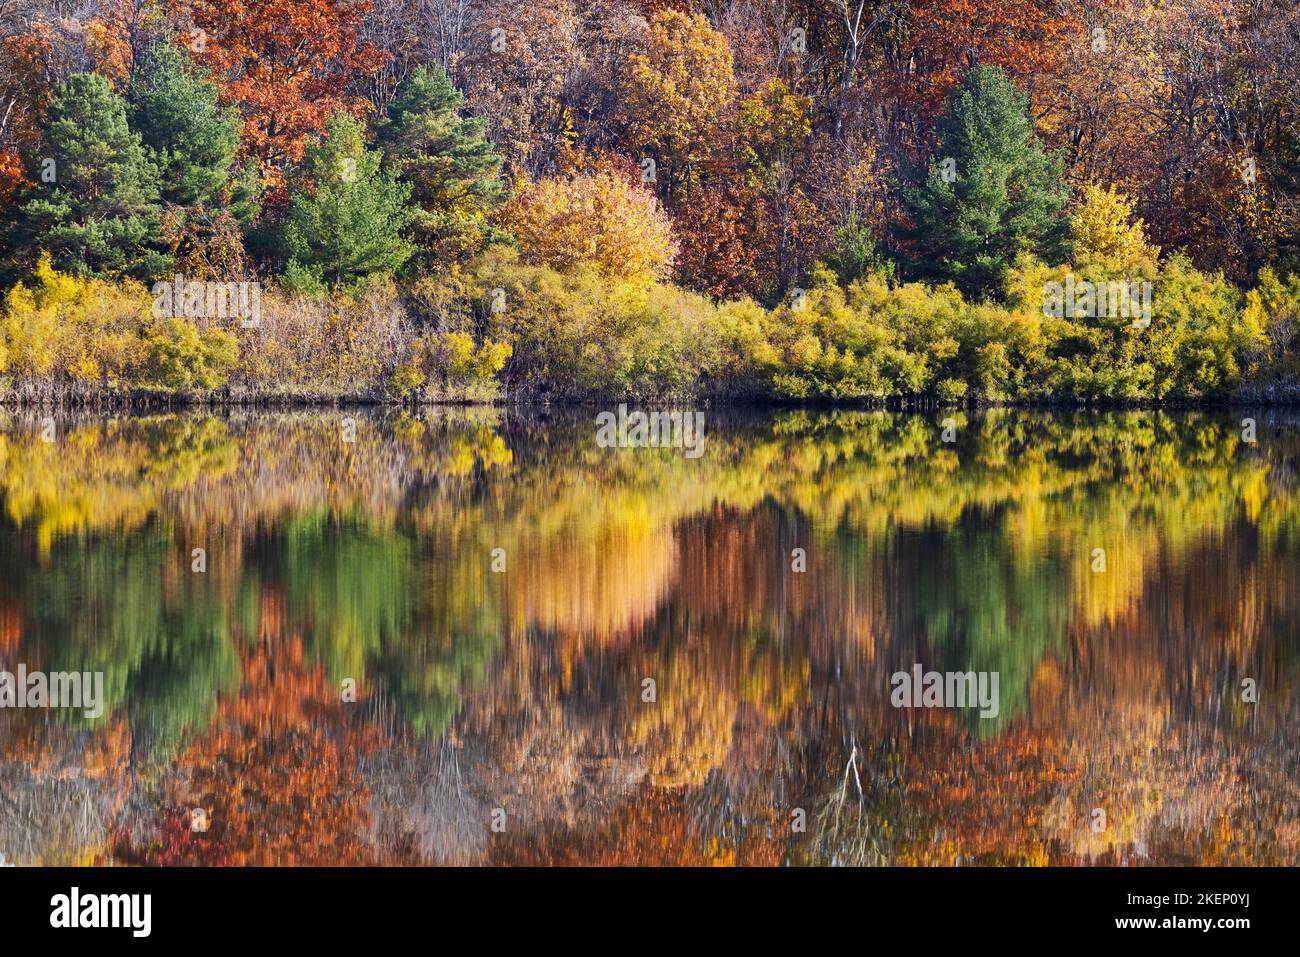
{"left": 3, "top": 390, "right": 1300, "bottom": 412}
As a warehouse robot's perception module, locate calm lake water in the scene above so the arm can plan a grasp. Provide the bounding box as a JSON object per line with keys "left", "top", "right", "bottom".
{"left": 0, "top": 407, "right": 1297, "bottom": 865}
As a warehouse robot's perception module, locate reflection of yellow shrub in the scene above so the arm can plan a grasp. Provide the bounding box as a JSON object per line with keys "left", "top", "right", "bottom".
{"left": 1071, "top": 523, "right": 1155, "bottom": 628}
{"left": 742, "top": 648, "right": 809, "bottom": 722}
{"left": 0, "top": 416, "right": 237, "bottom": 555}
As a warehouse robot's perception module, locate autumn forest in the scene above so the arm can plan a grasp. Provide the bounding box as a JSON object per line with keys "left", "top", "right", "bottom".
{"left": 0, "top": 0, "right": 1298, "bottom": 404}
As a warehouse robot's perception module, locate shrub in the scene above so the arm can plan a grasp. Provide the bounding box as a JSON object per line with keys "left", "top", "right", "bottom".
{"left": 1243, "top": 267, "right": 1300, "bottom": 386}
{"left": 388, "top": 331, "right": 511, "bottom": 401}
{"left": 145, "top": 318, "right": 238, "bottom": 391}
{"left": 0, "top": 254, "right": 152, "bottom": 393}
{"left": 480, "top": 249, "right": 719, "bottom": 399}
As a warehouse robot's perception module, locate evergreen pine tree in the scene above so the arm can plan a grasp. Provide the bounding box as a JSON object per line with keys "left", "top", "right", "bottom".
{"left": 279, "top": 112, "right": 414, "bottom": 292}
{"left": 128, "top": 42, "right": 243, "bottom": 211}
{"left": 376, "top": 65, "right": 507, "bottom": 270}
{"left": 127, "top": 42, "right": 260, "bottom": 277}
{"left": 10, "top": 73, "right": 167, "bottom": 280}
{"left": 903, "top": 65, "right": 1069, "bottom": 301}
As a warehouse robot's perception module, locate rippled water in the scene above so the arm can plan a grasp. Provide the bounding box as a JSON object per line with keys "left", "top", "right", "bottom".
{"left": 0, "top": 407, "right": 1297, "bottom": 865}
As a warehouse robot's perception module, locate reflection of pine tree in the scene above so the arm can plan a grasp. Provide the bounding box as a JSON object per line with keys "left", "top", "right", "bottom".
{"left": 904, "top": 523, "right": 1070, "bottom": 733}
{"left": 252, "top": 510, "right": 502, "bottom": 739}
{"left": 20, "top": 524, "right": 240, "bottom": 756}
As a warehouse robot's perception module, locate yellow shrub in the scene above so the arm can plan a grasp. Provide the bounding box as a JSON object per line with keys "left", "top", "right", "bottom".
{"left": 1, "top": 254, "right": 152, "bottom": 386}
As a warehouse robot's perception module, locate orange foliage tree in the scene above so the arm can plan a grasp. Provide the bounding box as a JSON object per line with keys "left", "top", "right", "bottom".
{"left": 880, "top": 0, "right": 1076, "bottom": 154}
{"left": 173, "top": 0, "right": 388, "bottom": 197}
{"left": 672, "top": 182, "right": 768, "bottom": 300}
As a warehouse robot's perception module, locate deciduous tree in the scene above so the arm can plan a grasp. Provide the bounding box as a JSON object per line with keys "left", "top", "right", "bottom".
{"left": 498, "top": 162, "right": 677, "bottom": 284}
{"left": 176, "top": 0, "right": 388, "bottom": 197}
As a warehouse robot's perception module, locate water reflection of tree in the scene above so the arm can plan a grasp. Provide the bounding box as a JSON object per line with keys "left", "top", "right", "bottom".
{"left": 5, "top": 524, "right": 240, "bottom": 756}
{"left": 3, "top": 408, "right": 1300, "bottom": 863}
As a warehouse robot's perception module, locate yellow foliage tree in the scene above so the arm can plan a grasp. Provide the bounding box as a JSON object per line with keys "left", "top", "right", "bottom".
{"left": 1069, "top": 182, "right": 1158, "bottom": 272}
{"left": 499, "top": 169, "right": 678, "bottom": 283}
{"left": 738, "top": 79, "right": 812, "bottom": 187}
{"left": 619, "top": 10, "right": 736, "bottom": 194}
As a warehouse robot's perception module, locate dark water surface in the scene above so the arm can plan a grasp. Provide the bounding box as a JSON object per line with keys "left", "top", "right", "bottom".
{"left": 0, "top": 407, "right": 1297, "bottom": 865}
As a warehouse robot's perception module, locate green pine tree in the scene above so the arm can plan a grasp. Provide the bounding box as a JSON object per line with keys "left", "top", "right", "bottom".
{"left": 903, "top": 65, "right": 1070, "bottom": 301}
{"left": 376, "top": 65, "right": 508, "bottom": 271}
{"left": 9, "top": 73, "right": 167, "bottom": 280}
{"left": 127, "top": 42, "right": 260, "bottom": 277}
{"left": 279, "top": 112, "right": 415, "bottom": 292}
{"left": 128, "top": 42, "right": 243, "bottom": 211}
